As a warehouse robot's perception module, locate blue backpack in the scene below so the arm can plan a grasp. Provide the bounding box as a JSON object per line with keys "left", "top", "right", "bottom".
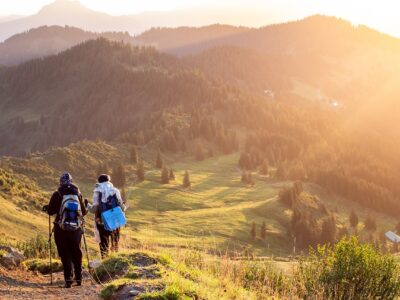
{"left": 99, "top": 192, "right": 126, "bottom": 231}
{"left": 58, "top": 194, "right": 82, "bottom": 231}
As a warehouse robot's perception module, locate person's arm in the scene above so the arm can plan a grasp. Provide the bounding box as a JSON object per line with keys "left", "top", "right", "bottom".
{"left": 116, "top": 189, "right": 126, "bottom": 212}
{"left": 47, "top": 192, "right": 61, "bottom": 216}
{"left": 87, "top": 191, "right": 99, "bottom": 214}
{"left": 79, "top": 194, "right": 88, "bottom": 216}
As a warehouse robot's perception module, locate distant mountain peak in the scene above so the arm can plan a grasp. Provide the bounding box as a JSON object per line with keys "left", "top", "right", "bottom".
{"left": 38, "top": 0, "right": 93, "bottom": 15}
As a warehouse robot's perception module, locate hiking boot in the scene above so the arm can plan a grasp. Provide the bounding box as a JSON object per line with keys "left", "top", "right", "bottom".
{"left": 75, "top": 281, "right": 82, "bottom": 286}
{"left": 63, "top": 282, "right": 72, "bottom": 288}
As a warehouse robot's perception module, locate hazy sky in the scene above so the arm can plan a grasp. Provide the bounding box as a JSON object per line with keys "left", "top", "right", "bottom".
{"left": 1, "top": 0, "right": 400, "bottom": 37}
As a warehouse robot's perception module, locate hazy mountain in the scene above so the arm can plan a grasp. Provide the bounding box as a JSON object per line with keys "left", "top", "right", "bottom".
{"left": 0, "top": 25, "right": 134, "bottom": 65}
{"left": 135, "top": 15, "right": 400, "bottom": 56}
{"left": 0, "top": 15, "right": 24, "bottom": 23}
{"left": 0, "top": 0, "right": 267, "bottom": 42}
{"left": 0, "top": 0, "right": 138, "bottom": 41}
{"left": 0, "top": 23, "right": 252, "bottom": 66}
{"left": 133, "top": 25, "right": 251, "bottom": 54}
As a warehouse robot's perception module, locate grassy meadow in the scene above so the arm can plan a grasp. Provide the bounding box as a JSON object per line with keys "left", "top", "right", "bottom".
{"left": 1, "top": 140, "right": 398, "bottom": 258}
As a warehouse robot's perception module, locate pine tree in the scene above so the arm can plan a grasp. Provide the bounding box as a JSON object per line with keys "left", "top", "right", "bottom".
{"left": 239, "top": 153, "right": 251, "bottom": 170}
{"left": 395, "top": 222, "right": 400, "bottom": 234}
{"left": 320, "top": 216, "right": 337, "bottom": 244}
{"left": 112, "top": 164, "right": 126, "bottom": 188}
{"left": 161, "top": 166, "right": 170, "bottom": 184}
{"left": 241, "top": 171, "right": 248, "bottom": 184}
{"left": 183, "top": 170, "right": 191, "bottom": 188}
{"left": 195, "top": 145, "right": 205, "bottom": 161}
{"left": 276, "top": 164, "right": 285, "bottom": 179}
{"left": 155, "top": 151, "right": 163, "bottom": 169}
{"left": 136, "top": 160, "right": 145, "bottom": 181}
{"left": 130, "top": 146, "right": 138, "bottom": 164}
{"left": 259, "top": 160, "right": 269, "bottom": 175}
{"left": 365, "top": 215, "right": 377, "bottom": 232}
{"left": 169, "top": 168, "right": 175, "bottom": 181}
{"left": 260, "top": 222, "right": 267, "bottom": 240}
{"left": 248, "top": 172, "right": 254, "bottom": 185}
{"left": 349, "top": 210, "right": 359, "bottom": 229}
{"left": 251, "top": 222, "right": 257, "bottom": 240}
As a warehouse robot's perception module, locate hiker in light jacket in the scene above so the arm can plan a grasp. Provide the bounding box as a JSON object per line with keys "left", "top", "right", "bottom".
{"left": 87, "top": 174, "right": 126, "bottom": 258}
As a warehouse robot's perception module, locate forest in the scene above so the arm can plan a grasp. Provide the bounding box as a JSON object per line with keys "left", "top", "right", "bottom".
{"left": 0, "top": 32, "right": 399, "bottom": 223}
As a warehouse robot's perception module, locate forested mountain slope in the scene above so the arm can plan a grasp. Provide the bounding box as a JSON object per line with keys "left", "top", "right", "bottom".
{"left": 0, "top": 25, "right": 134, "bottom": 66}
{"left": 0, "top": 29, "right": 400, "bottom": 221}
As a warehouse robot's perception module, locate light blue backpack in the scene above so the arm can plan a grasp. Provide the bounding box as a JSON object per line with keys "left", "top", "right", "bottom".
{"left": 100, "top": 194, "right": 126, "bottom": 231}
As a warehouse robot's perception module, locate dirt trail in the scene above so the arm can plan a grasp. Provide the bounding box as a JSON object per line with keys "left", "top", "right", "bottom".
{"left": 0, "top": 267, "right": 100, "bottom": 300}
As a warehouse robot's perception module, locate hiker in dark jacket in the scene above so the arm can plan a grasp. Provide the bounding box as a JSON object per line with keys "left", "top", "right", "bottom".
{"left": 43, "top": 173, "right": 87, "bottom": 288}
{"left": 87, "top": 174, "right": 126, "bottom": 258}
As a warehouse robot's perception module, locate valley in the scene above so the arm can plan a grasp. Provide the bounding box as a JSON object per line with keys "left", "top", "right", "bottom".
{"left": 1, "top": 2, "right": 400, "bottom": 297}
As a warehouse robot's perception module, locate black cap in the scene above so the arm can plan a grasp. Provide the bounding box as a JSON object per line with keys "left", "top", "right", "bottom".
{"left": 98, "top": 174, "right": 110, "bottom": 183}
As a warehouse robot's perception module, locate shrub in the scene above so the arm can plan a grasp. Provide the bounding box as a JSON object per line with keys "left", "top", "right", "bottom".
{"left": 297, "top": 237, "right": 400, "bottom": 299}
{"left": 17, "top": 234, "right": 56, "bottom": 259}
{"left": 241, "top": 261, "right": 291, "bottom": 296}
{"left": 23, "top": 258, "right": 63, "bottom": 274}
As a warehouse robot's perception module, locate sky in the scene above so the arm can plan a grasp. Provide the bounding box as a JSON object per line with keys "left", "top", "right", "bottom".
{"left": 1, "top": 0, "right": 400, "bottom": 37}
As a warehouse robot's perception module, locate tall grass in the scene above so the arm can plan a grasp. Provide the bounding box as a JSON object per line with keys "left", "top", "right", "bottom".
{"left": 296, "top": 237, "right": 400, "bottom": 299}
{"left": 17, "top": 234, "right": 56, "bottom": 259}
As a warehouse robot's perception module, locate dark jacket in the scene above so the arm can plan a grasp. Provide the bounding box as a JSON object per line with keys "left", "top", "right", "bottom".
{"left": 47, "top": 183, "right": 88, "bottom": 223}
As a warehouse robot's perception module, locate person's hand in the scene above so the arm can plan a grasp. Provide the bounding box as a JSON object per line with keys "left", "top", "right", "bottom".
{"left": 42, "top": 205, "right": 49, "bottom": 212}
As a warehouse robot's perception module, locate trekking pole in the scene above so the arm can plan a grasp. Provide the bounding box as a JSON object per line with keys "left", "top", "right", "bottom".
{"left": 48, "top": 214, "right": 53, "bottom": 285}
{"left": 82, "top": 219, "right": 91, "bottom": 273}
{"left": 43, "top": 205, "right": 53, "bottom": 286}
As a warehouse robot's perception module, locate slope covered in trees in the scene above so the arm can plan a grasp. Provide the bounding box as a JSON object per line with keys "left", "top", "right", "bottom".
{"left": 1, "top": 23, "right": 400, "bottom": 218}
{"left": 0, "top": 25, "right": 135, "bottom": 66}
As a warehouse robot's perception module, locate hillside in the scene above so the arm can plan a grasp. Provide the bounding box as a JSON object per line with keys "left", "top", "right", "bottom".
{"left": 0, "top": 25, "right": 135, "bottom": 66}
{"left": 0, "top": 36, "right": 400, "bottom": 219}
{"left": 0, "top": 139, "right": 396, "bottom": 256}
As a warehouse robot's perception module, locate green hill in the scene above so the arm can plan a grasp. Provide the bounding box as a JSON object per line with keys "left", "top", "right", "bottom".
{"left": 1, "top": 140, "right": 396, "bottom": 257}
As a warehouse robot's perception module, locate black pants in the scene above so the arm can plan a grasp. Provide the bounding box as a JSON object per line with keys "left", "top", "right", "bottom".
{"left": 54, "top": 225, "right": 83, "bottom": 284}
{"left": 97, "top": 224, "right": 120, "bottom": 258}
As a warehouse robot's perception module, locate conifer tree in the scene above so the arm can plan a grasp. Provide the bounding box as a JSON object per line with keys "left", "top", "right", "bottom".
{"left": 248, "top": 172, "right": 254, "bottom": 185}
{"left": 112, "top": 163, "right": 126, "bottom": 188}
{"left": 161, "top": 166, "right": 170, "bottom": 184}
{"left": 155, "top": 151, "right": 163, "bottom": 169}
{"left": 260, "top": 222, "right": 267, "bottom": 240}
{"left": 183, "top": 170, "right": 191, "bottom": 188}
{"left": 169, "top": 168, "right": 175, "bottom": 181}
{"left": 259, "top": 160, "right": 269, "bottom": 175}
{"left": 251, "top": 222, "right": 257, "bottom": 240}
{"left": 130, "top": 146, "right": 138, "bottom": 164}
{"left": 365, "top": 215, "right": 377, "bottom": 232}
{"left": 396, "top": 222, "right": 400, "bottom": 234}
{"left": 349, "top": 210, "right": 359, "bottom": 229}
{"left": 195, "top": 145, "right": 205, "bottom": 161}
{"left": 241, "top": 171, "right": 248, "bottom": 184}
{"left": 276, "top": 164, "right": 285, "bottom": 179}
{"left": 320, "top": 216, "right": 337, "bottom": 244}
{"left": 136, "top": 160, "right": 145, "bottom": 181}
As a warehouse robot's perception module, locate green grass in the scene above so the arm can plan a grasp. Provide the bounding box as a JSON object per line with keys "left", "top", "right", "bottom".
{"left": 123, "top": 153, "right": 399, "bottom": 257}
{"left": 1, "top": 140, "right": 398, "bottom": 259}
{"left": 126, "top": 154, "right": 291, "bottom": 255}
